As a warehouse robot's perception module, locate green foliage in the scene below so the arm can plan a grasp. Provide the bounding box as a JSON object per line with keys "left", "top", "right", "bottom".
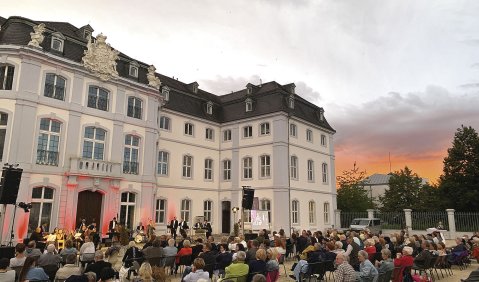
{"left": 337, "top": 164, "right": 374, "bottom": 212}
{"left": 380, "top": 166, "right": 423, "bottom": 212}
{"left": 439, "top": 125, "right": 479, "bottom": 211}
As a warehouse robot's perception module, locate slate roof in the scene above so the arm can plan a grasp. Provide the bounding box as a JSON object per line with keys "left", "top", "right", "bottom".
{"left": 0, "top": 15, "right": 335, "bottom": 132}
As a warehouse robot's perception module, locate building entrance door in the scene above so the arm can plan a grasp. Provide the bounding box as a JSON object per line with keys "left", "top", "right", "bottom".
{"left": 221, "top": 201, "right": 231, "bottom": 234}
{"left": 76, "top": 190, "right": 103, "bottom": 230}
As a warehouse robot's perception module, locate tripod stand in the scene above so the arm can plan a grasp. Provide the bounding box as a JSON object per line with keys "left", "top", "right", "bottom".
{"left": 7, "top": 203, "right": 18, "bottom": 247}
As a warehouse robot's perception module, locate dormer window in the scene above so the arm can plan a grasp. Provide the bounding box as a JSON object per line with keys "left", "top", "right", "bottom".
{"left": 206, "top": 102, "right": 213, "bottom": 115}
{"left": 247, "top": 86, "right": 252, "bottom": 95}
{"left": 84, "top": 30, "right": 91, "bottom": 39}
{"left": 291, "top": 84, "right": 296, "bottom": 94}
{"left": 288, "top": 96, "right": 295, "bottom": 109}
{"left": 245, "top": 98, "right": 253, "bottom": 112}
{"left": 161, "top": 86, "right": 170, "bottom": 102}
{"left": 193, "top": 83, "right": 198, "bottom": 94}
{"left": 129, "top": 62, "right": 139, "bottom": 78}
{"left": 319, "top": 108, "right": 325, "bottom": 121}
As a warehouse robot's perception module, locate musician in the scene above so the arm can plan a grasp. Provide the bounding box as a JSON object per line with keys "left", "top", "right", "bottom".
{"left": 30, "top": 227, "right": 44, "bottom": 243}
{"left": 109, "top": 217, "right": 118, "bottom": 232}
{"left": 170, "top": 217, "right": 179, "bottom": 238}
{"left": 146, "top": 219, "right": 156, "bottom": 239}
{"left": 77, "top": 219, "right": 87, "bottom": 232}
{"left": 179, "top": 218, "right": 189, "bottom": 231}
{"left": 194, "top": 220, "right": 203, "bottom": 230}
{"left": 87, "top": 221, "right": 100, "bottom": 249}
{"left": 204, "top": 219, "right": 212, "bottom": 238}
{"left": 136, "top": 222, "right": 145, "bottom": 233}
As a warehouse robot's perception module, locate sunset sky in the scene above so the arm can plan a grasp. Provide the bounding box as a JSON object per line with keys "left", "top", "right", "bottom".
{"left": 4, "top": 0, "right": 479, "bottom": 183}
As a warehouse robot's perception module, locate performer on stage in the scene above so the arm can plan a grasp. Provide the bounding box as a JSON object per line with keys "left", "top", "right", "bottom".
{"left": 170, "top": 217, "right": 179, "bottom": 238}
{"left": 203, "top": 219, "right": 212, "bottom": 238}
{"left": 77, "top": 219, "right": 87, "bottom": 232}
{"left": 108, "top": 217, "right": 119, "bottom": 240}
{"left": 194, "top": 219, "right": 203, "bottom": 229}
{"left": 136, "top": 222, "right": 145, "bottom": 233}
{"left": 146, "top": 219, "right": 156, "bottom": 240}
{"left": 179, "top": 218, "right": 189, "bottom": 231}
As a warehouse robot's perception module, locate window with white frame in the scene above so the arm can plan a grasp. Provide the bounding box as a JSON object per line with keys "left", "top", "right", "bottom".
{"left": 223, "top": 159, "right": 231, "bottom": 181}
{"left": 155, "top": 198, "right": 167, "bottom": 224}
{"left": 243, "top": 157, "right": 253, "bottom": 179}
{"left": 321, "top": 134, "right": 327, "bottom": 146}
{"left": 290, "top": 123, "right": 297, "bottom": 137}
{"left": 129, "top": 65, "right": 138, "bottom": 78}
{"left": 157, "top": 151, "right": 169, "bottom": 175}
{"left": 243, "top": 126, "right": 252, "bottom": 138}
{"left": 181, "top": 199, "right": 191, "bottom": 222}
{"left": 307, "top": 159, "right": 314, "bottom": 181}
{"left": 161, "top": 86, "right": 170, "bottom": 101}
{"left": 309, "top": 201, "right": 316, "bottom": 225}
{"left": 290, "top": 155, "right": 298, "bottom": 180}
{"left": 205, "top": 128, "right": 214, "bottom": 140}
{"left": 0, "top": 64, "right": 15, "bottom": 90}
{"left": 120, "top": 192, "right": 136, "bottom": 229}
{"left": 245, "top": 98, "right": 253, "bottom": 112}
{"left": 260, "top": 199, "right": 271, "bottom": 222}
{"left": 223, "top": 129, "right": 232, "bottom": 142}
{"left": 127, "top": 97, "right": 142, "bottom": 119}
{"left": 28, "top": 187, "right": 54, "bottom": 233}
{"left": 82, "top": 127, "right": 106, "bottom": 160}
{"left": 184, "top": 123, "right": 194, "bottom": 136}
{"left": 243, "top": 209, "right": 252, "bottom": 223}
{"left": 182, "top": 155, "right": 193, "bottom": 178}
{"left": 204, "top": 158, "right": 213, "bottom": 180}
{"left": 204, "top": 200, "right": 213, "bottom": 222}
{"left": 288, "top": 97, "right": 294, "bottom": 109}
{"left": 36, "top": 118, "right": 61, "bottom": 166}
{"left": 324, "top": 202, "right": 330, "bottom": 224}
{"left": 159, "top": 116, "right": 170, "bottom": 130}
{"left": 206, "top": 102, "right": 213, "bottom": 115}
{"left": 322, "top": 163, "right": 328, "bottom": 183}
{"left": 51, "top": 36, "right": 64, "bottom": 52}
{"left": 260, "top": 122, "right": 270, "bottom": 135}
{"left": 123, "top": 135, "right": 140, "bottom": 174}
{"left": 87, "top": 86, "right": 109, "bottom": 111}
{"left": 0, "top": 113, "right": 7, "bottom": 162}
{"left": 306, "top": 129, "right": 313, "bottom": 142}
{"left": 260, "top": 155, "right": 271, "bottom": 178}
{"left": 292, "top": 200, "right": 299, "bottom": 224}
{"left": 44, "top": 74, "right": 66, "bottom": 100}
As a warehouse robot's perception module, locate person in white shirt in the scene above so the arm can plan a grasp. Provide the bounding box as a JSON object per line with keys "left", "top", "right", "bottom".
{"left": 80, "top": 235, "right": 96, "bottom": 265}
{"left": 9, "top": 243, "right": 27, "bottom": 268}
{"left": 0, "top": 258, "right": 15, "bottom": 282}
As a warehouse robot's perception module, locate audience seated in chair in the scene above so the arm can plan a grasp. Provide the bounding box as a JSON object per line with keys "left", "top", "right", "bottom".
{"left": 56, "top": 253, "right": 82, "bottom": 280}
{"left": 18, "top": 255, "right": 49, "bottom": 282}
{"left": 84, "top": 250, "right": 112, "bottom": 281}
{"left": 0, "top": 258, "right": 15, "bottom": 282}
{"left": 9, "top": 242, "right": 27, "bottom": 268}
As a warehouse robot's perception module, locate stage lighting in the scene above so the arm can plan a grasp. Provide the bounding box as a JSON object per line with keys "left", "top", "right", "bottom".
{"left": 18, "top": 202, "right": 32, "bottom": 212}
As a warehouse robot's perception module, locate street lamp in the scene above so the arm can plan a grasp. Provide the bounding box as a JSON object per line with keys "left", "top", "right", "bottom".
{"left": 232, "top": 207, "right": 239, "bottom": 225}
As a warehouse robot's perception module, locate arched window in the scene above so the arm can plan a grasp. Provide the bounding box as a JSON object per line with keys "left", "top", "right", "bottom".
{"left": 28, "top": 187, "right": 54, "bottom": 233}
{"left": 0, "top": 112, "right": 8, "bottom": 162}
{"left": 0, "top": 64, "right": 14, "bottom": 90}
{"left": 204, "top": 200, "right": 213, "bottom": 222}
{"left": 245, "top": 98, "right": 253, "bottom": 112}
{"left": 181, "top": 199, "right": 191, "bottom": 222}
{"left": 44, "top": 74, "right": 66, "bottom": 100}
{"left": 36, "top": 118, "right": 61, "bottom": 166}
{"left": 290, "top": 156, "right": 298, "bottom": 180}
{"left": 123, "top": 135, "right": 140, "bottom": 174}
{"left": 309, "top": 201, "right": 316, "bottom": 225}
{"left": 157, "top": 151, "right": 169, "bottom": 175}
{"left": 292, "top": 200, "right": 299, "bottom": 224}
{"left": 82, "top": 127, "right": 106, "bottom": 160}
{"left": 127, "top": 97, "right": 143, "bottom": 119}
{"left": 87, "top": 86, "right": 109, "bottom": 111}
{"left": 289, "top": 123, "right": 297, "bottom": 137}
{"left": 120, "top": 192, "right": 136, "bottom": 229}
{"left": 322, "top": 163, "right": 328, "bottom": 184}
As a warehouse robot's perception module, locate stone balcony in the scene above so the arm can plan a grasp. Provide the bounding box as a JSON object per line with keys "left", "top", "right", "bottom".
{"left": 69, "top": 157, "right": 121, "bottom": 178}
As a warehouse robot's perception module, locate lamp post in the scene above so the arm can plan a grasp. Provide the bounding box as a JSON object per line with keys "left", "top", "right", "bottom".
{"left": 232, "top": 207, "right": 239, "bottom": 224}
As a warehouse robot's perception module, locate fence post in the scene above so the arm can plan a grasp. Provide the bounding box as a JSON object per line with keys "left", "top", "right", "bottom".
{"left": 367, "top": 209, "right": 375, "bottom": 219}
{"left": 446, "top": 209, "right": 456, "bottom": 239}
{"left": 335, "top": 209, "right": 341, "bottom": 228}
{"left": 404, "top": 209, "right": 412, "bottom": 235}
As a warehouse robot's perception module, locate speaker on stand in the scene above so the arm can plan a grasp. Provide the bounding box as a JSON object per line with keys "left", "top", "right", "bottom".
{"left": 0, "top": 164, "right": 25, "bottom": 247}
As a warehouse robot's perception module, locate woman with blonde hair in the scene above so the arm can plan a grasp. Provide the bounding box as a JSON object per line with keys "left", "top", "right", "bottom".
{"left": 138, "top": 262, "right": 153, "bottom": 281}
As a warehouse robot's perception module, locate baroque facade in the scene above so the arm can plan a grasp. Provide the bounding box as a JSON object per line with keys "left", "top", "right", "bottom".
{"left": 0, "top": 16, "right": 337, "bottom": 243}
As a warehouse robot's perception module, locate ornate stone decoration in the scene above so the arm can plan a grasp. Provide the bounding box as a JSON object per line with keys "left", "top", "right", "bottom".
{"left": 147, "top": 65, "right": 161, "bottom": 89}
{"left": 82, "top": 33, "right": 119, "bottom": 81}
{"left": 28, "top": 23, "right": 46, "bottom": 48}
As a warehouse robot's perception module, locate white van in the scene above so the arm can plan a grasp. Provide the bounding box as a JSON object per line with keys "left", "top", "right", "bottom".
{"left": 349, "top": 218, "right": 382, "bottom": 234}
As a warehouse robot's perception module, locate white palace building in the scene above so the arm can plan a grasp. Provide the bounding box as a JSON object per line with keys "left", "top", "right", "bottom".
{"left": 0, "top": 16, "right": 337, "bottom": 243}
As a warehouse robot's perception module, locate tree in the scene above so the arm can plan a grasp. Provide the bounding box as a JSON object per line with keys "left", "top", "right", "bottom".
{"left": 439, "top": 125, "right": 479, "bottom": 211}
{"left": 416, "top": 183, "right": 442, "bottom": 211}
{"left": 380, "top": 166, "right": 423, "bottom": 212}
{"left": 337, "top": 163, "right": 374, "bottom": 212}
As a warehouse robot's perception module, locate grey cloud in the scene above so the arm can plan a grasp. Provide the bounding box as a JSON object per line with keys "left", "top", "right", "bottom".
{"left": 199, "top": 75, "right": 261, "bottom": 95}
{"left": 328, "top": 86, "right": 479, "bottom": 160}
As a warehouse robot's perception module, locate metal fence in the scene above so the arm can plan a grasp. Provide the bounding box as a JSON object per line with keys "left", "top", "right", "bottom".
{"left": 410, "top": 211, "right": 448, "bottom": 231}
{"left": 340, "top": 212, "right": 368, "bottom": 228}
{"left": 455, "top": 212, "right": 479, "bottom": 232}
{"left": 374, "top": 211, "right": 405, "bottom": 230}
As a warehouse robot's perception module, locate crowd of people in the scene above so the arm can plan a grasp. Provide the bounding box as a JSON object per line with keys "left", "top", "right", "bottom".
{"left": 1, "top": 227, "right": 479, "bottom": 282}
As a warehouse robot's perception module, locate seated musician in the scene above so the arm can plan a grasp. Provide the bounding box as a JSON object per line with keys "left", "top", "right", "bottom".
{"left": 30, "top": 227, "right": 44, "bottom": 243}
{"left": 87, "top": 221, "right": 100, "bottom": 248}
{"left": 137, "top": 222, "right": 145, "bottom": 234}
{"left": 77, "top": 219, "right": 87, "bottom": 231}
{"left": 194, "top": 220, "right": 203, "bottom": 230}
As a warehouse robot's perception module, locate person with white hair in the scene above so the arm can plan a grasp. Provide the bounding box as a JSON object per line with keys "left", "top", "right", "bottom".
{"left": 37, "top": 244, "right": 61, "bottom": 267}
{"left": 122, "top": 241, "right": 142, "bottom": 268}
{"left": 393, "top": 246, "right": 414, "bottom": 282}
{"left": 357, "top": 250, "right": 378, "bottom": 282}
{"left": 334, "top": 253, "right": 357, "bottom": 282}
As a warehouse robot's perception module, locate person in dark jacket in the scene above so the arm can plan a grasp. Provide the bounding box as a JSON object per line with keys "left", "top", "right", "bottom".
{"left": 84, "top": 251, "right": 112, "bottom": 281}
{"left": 248, "top": 249, "right": 267, "bottom": 282}
{"left": 122, "top": 241, "right": 143, "bottom": 268}
{"left": 215, "top": 244, "right": 233, "bottom": 277}
{"left": 198, "top": 243, "right": 217, "bottom": 278}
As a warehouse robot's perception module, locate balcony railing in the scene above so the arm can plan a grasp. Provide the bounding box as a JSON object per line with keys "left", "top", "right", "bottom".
{"left": 123, "top": 161, "right": 139, "bottom": 175}
{"left": 36, "top": 150, "right": 59, "bottom": 166}
{"left": 69, "top": 157, "right": 121, "bottom": 177}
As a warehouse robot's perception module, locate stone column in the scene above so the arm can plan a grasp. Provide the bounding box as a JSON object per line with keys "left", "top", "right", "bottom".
{"left": 403, "top": 209, "right": 412, "bottom": 235}
{"left": 335, "top": 209, "right": 341, "bottom": 228}
{"left": 367, "top": 209, "right": 375, "bottom": 219}
{"left": 446, "top": 209, "right": 456, "bottom": 239}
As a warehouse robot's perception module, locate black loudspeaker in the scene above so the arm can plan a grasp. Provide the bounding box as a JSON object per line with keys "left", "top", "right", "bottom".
{"left": 0, "top": 246, "right": 15, "bottom": 259}
{"left": 242, "top": 188, "right": 255, "bottom": 210}
{"left": 244, "top": 233, "right": 258, "bottom": 241}
{"left": 0, "top": 168, "right": 23, "bottom": 204}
